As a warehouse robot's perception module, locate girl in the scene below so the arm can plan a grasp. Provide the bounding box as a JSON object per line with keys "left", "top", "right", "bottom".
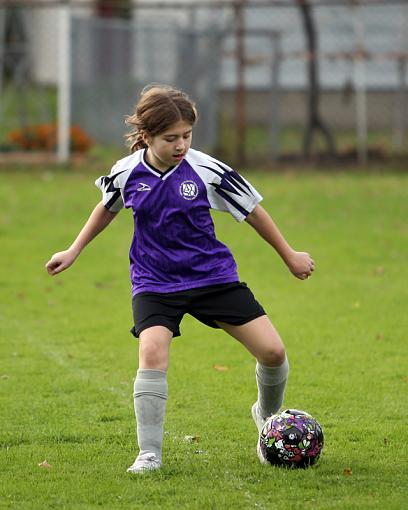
{"left": 46, "top": 84, "right": 314, "bottom": 474}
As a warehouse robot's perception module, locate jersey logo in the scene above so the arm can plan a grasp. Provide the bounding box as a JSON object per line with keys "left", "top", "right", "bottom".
{"left": 179, "top": 180, "right": 199, "bottom": 200}
{"left": 137, "top": 183, "right": 151, "bottom": 191}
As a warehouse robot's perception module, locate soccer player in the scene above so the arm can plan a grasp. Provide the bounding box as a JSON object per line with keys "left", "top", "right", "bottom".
{"left": 45, "top": 84, "right": 314, "bottom": 473}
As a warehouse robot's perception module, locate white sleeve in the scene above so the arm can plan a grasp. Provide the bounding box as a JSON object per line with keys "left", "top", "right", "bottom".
{"left": 191, "top": 154, "right": 263, "bottom": 222}
{"left": 95, "top": 163, "right": 125, "bottom": 213}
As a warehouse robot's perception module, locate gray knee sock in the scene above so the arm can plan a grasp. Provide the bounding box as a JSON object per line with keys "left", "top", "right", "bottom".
{"left": 256, "top": 356, "right": 289, "bottom": 419}
{"left": 133, "top": 369, "right": 168, "bottom": 460}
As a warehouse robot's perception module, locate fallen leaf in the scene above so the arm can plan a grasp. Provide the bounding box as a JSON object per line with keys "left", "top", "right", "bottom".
{"left": 184, "top": 435, "right": 200, "bottom": 443}
{"left": 213, "top": 364, "right": 229, "bottom": 372}
{"left": 372, "top": 266, "right": 385, "bottom": 276}
{"left": 343, "top": 467, "right": 353, "bottom": 476}
{"left": 375, "top": 333, "right": 384, "bottom": 341}
{"left": 38, "top": 460, "right": 52, "bottom": 469}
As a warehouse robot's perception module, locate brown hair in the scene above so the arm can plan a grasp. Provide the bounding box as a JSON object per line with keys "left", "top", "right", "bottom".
{"left": 125, "top": 84, "right": 198, "bottom": 153}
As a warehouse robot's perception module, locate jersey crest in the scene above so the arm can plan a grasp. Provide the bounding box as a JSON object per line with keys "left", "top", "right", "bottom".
{"left": 179, "top": 180, "right": 199, "bottom": 200}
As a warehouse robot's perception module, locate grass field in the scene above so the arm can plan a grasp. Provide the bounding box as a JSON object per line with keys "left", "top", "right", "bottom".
{"left": 1, "top": 166, "right": 407, "bottom": 509}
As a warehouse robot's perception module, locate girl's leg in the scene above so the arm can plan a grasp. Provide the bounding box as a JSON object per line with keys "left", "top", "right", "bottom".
{"left": 138, "top": 325, "right": 173, "bottom": 370}
{"left": 128, "top": 326, "right": 173, "bottom": 473}
{"left": 216, "top": 315, "right": 289, "bottom": 422}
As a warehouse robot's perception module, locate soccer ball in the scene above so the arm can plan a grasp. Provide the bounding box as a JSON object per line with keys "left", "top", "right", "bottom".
{"left": 259, "top": 409, "right": 324, "bottom": 468}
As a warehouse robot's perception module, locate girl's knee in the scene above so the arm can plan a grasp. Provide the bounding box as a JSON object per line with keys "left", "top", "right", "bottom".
{"left": 139, "top": 327, "right": 172, "bottom": 370}
{"left": 258, "top": 344, "right": 286, "bottom": 367}
{"left": 139, "top": 340, "right": 169, "bottom": 370}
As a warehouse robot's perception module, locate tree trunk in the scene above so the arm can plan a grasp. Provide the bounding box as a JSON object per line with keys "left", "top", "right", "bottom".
{"left": 298, "top": 0, "right": 336, "bottom": 159}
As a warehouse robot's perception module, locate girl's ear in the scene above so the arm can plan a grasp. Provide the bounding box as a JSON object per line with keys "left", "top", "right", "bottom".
{"left": 142, "top": 132, "right": 151, "bottom": 146}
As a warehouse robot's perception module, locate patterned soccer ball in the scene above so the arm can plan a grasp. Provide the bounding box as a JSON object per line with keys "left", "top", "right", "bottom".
{"left": 259, "top": 409, "right": 324, "bottom": 468}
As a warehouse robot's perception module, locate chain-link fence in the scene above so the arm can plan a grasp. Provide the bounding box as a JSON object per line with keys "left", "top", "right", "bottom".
{"left": 70, "top": 13, "right": 224, "bottom": 153}
{"left": 1, "top": 0, "right": 408, "bottom": 166}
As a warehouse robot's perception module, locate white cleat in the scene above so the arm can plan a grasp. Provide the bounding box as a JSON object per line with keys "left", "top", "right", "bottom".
{"left": 251, "top": 402, "right": 266, "bottom": 433}
{"left": 127, "top": 452, "right": 162, "bottom": 474}
{"left": 251, "top": 402, "right": 268, "bottom": 464}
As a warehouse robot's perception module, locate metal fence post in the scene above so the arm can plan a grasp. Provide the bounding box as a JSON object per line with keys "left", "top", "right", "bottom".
{"left": 352, "top": 4, "right": 368, "bottom": 165}
{"left": 57, "top": 1, "right": 71, "bottom": 163}
{"left": 393, "top": 57, "right": 407, "bottom": 152}
{"left": 234, "top": 0, "right": 247, "bottom": 165}
{"left": 0, "top": 8, "right": 5, "bottom": 106}
{"left": 269, "top": 30, "right": 282, "bottom": 161}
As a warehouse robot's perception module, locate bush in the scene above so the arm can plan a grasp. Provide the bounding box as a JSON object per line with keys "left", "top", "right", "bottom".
{"left": 7, "top": 124, "right": 93, "bottom": 153}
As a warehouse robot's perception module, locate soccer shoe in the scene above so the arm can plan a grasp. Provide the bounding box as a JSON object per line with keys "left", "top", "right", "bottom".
{"left": 251, "top": 402, "right": 267, "bottom": 433}
{"left": 251, "top": 402, "right": 268, "bottom": 465}
{"left": 127, "top": 452, "right": 162, "bottom": 474}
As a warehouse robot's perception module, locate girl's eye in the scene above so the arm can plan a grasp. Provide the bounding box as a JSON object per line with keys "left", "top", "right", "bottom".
{"left": 163, "top": 133, "right": 191, "bottom": 142}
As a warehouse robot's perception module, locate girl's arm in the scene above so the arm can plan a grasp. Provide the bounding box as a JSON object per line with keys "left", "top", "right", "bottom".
{"left": 245, "top": 204, "right": 315, "bottom": 280}
{"left": 45, "top": 201, "right": 118, "bottom": 276}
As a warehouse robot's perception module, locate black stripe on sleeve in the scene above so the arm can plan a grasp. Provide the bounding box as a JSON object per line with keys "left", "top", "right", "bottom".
{"left": 211, "top": 185, "right": 251, "bottom": 218}
{"left": 105, "top": 190, "right": 122, "bottom": 210}
{"left": 215, "top": 162, "right": 253, "bottom": 194}
{"left": 198, "top": 164, "right": 253, "bottom": 197}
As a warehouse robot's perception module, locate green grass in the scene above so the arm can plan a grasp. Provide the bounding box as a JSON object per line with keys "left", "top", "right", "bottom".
{"left": 1, "top": 167, "right": 407, "bottom": 509}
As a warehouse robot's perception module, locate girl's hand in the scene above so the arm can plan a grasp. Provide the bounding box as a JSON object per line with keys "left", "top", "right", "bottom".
{"left": 45, "top": 248, "right": 78, "bottom": 276}
{"left": 285, "top": 250, "right": 315, "bottom": 280}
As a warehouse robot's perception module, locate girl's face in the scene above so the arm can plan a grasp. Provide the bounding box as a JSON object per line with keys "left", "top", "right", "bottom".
{"left": 145, "top": 120, "right": 193, "bottom": 172}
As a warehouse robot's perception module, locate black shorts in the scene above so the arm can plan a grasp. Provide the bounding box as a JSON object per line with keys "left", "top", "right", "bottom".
{"left": 131, "top": 282, "right": 266, "bottom": 338}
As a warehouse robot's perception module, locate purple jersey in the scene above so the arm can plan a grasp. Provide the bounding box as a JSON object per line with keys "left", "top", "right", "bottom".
{"left": 96, "top": 148, "right": 262, "bottom": 295}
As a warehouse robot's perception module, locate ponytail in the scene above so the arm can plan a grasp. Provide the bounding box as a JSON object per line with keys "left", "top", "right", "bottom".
{"left": 126, "top": 128, "right": 147, "bottom": 153}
